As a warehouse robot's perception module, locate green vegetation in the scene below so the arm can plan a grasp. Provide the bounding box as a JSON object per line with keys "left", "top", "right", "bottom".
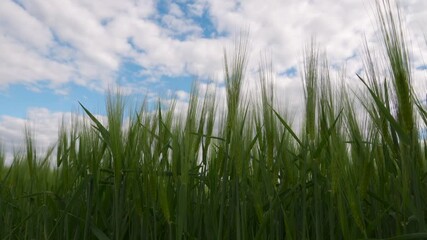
{"left": 1, "top": 1, "right": 426, "bottom": 239}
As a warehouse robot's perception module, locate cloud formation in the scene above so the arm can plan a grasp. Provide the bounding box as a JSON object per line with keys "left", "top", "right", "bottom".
{"left": 0, "top": 0, "right": 426, "bottom": 161}
{"left": 0, "top": 107, "right": 109, "bottom": 164}
{"left": 1, "top": 0, "right": 425, "bottom": 90}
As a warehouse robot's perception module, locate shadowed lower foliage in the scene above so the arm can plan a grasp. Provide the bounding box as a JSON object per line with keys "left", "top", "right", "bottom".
{"left": 1, "top": 1, "right": 427, "bottom": 239}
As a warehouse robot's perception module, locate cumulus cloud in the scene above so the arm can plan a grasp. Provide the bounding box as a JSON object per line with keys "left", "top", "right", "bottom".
{"left": 0, "top": 0, "right": 228, "bottom": 93}
{"left": 0, "top": 108, "right": 108, "bottom": 165}
{"left": 1, "top": 0, "right": 425, "bottom": 90}
{"left": 1, "top": 0, "right": 427, "bottom": 162}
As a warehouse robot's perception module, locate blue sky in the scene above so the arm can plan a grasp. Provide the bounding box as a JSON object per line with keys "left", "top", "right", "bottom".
{"left": 1, "top": 0, "right": 427, "bottom": 161}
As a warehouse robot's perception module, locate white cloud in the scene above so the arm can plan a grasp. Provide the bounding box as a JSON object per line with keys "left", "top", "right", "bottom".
{"left": 0, "top": 107, "right": 108, "bottom": 165}
{"left": 187, "top": 0, "right": 209, "bottom": 17}
{"left": 1, "top": 0, "right": 425, "bottom": 93}
{"left": 0, "top": 108, "right": 62, "bottom": 164}
{"left": 0, "top": 0, "right": 52, "bottom": 51}
{"left": 0, "top": 0, "right": 228, "bottom": 93}
{"left": 0, "top": 34, "right": 74, "bottom": 86}
{"left": 1, "top": 0, "right": 427, "bottom": 162}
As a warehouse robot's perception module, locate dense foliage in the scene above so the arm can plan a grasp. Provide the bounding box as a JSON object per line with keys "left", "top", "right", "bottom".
{"left": 1, "top": 1, "right": 426, "bottom": 239}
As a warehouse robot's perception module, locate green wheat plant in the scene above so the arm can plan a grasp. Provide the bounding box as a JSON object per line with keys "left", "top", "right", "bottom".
{"left": 1, "top": 1, "right": 426, "bottom": 239}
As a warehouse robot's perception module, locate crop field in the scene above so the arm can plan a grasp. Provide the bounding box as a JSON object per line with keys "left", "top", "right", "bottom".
{"left": 1, "top": 1, "right": 427, "bottom": 239}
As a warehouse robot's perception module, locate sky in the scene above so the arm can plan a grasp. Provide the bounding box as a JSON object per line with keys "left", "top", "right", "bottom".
{"left": 1, "top": 0, "right": 427, "bottom": 163}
